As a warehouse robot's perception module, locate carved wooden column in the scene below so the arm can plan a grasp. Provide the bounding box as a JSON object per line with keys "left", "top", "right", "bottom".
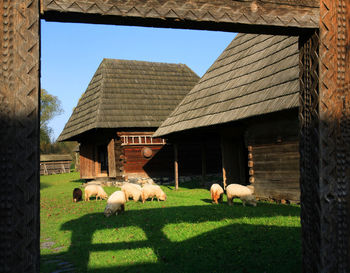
{"left": 300, "top": 0, "right": 350, "bottom": 271}
{"left": 0, "top": 0, "right": 40, "bottom": 272}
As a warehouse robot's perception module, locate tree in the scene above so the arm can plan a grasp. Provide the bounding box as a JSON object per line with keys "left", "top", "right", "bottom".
{"left": 40, "top": 89, "right": 63, "bottom": 143}
{"left": 41, "top": 89, "right": 63, "bottom": 129}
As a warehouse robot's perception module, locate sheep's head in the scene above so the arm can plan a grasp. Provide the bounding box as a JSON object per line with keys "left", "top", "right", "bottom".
{"left": 104, "top": 207, "right": 113, "bottom": 217}
{"left": 247, "top": 195, "right": 257, "bottom": 207}
{"left": 159, "top": 192, "right": 167, "bottom": 201}
{"left": 101, "top": 193, "right": 108, "bottom": 200}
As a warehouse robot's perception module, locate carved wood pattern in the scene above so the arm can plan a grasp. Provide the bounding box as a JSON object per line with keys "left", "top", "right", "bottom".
{"left": 298, "top": 0, "right": 350, "bottom": 272}
{"left": 299, "top": 30, "right": 321, "bottom": 273}
{"left": 319, "top": 0, "right": 350, "bottom": 271}
{"left": 0, "top": 0, "right": 40, "bottom": 272}
{"left": 42, "top": 0, "right": 319, "bottom": 30}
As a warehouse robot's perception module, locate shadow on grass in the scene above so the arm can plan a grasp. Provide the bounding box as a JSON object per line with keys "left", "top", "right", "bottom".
{"left": 40, "top": 182, "right": 52, "bottom": 190}
{"left": 70, "top": 178, "right": 86, "bottom": 183}
{"left": 41, "top": 203, "right": 301, "bottom": 273}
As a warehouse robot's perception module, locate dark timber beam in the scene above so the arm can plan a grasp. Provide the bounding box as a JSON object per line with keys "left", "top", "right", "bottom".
{"left": 174, "top": 143, "right": 179, "bottom": 191}
{"left": 41, "top": 0, "right": 319, "bottom": 35}
{"left": 201, "top": 142, "right": 206, "bottom": 186}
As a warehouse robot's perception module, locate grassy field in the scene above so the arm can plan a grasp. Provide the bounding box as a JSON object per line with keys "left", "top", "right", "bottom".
{"left": 40, "top": 172, "right": 301, "bottom": 273}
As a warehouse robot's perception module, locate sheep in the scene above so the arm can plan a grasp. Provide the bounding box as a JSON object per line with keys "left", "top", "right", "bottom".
{"left": 84, "top": 184, "right": 108, "bottom": 201}
{"left": 226, "top": 184, "right": 257, "bottom": 207}
{"left": 210, "top": 183, "right": 224, "bottom": 204}
{"left": 72, "top": 188, "right": 82, "bottom": 202}
{"left": 104, "top": 190, "right": 126, "bottom": 217}
{"left": 121, "top": 183, "right": 142, "bottom": 202}
{"left": 141, "top": 184, "right": 167, "bottom": 203}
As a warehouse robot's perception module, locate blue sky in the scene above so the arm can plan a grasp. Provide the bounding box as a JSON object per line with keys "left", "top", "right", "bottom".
{"left": 41, "top": 20, "right": 236, "bottom": 141}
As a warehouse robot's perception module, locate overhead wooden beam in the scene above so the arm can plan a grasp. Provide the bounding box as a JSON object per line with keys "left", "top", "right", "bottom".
{"left": 41, "top": 0, "right": 319, "bottom": 34}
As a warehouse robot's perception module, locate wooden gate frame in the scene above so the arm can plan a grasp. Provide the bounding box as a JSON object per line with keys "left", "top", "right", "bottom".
{"left": 0, "top": 1, "right": 349, "bottom": 272}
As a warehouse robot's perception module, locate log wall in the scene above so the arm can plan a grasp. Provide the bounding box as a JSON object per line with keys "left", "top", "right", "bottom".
{"left": 40, "top": 160, "right": 71, "bottom": 175}
{"left": 249, "top": 142, "right": 300, "bottom": 202}
{"left": 123, "top": 144, "right": 169, "bottom": 178}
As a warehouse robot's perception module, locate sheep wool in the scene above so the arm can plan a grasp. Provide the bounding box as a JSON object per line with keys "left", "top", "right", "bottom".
{"left": 84, "top": 184, "right": 108, "bottom": 201}
{"left": 104, "top": 191, "right": 126, "bottom": 217}
{"left": 121, "top": 183, "right": 142, "bottom": 202}
{"left": 226, "top": 184, "right": 257, "bottom": 207}
{"left": 210, "top": 183, "right": 224, "bottom": 204}
{"left": 141, "top": 184, "right": 167, "bottom": 203}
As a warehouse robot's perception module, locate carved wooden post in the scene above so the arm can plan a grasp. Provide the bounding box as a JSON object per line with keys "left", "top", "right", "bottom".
{"left": 0, "top": 0, "right": 40, "bottom": 272}
{"left": 299, "top": 0, "right": 350, "bottom": 271}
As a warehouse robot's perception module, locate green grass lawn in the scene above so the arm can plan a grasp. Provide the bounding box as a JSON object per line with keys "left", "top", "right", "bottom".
{"left": 40, "top": 172, "right": 301, "bottom": 273}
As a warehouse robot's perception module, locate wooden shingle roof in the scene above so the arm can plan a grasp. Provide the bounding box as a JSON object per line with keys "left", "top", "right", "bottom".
{"left": 58, "top": 59, "right": 199, "bottom": 141}
{"left": 154, "top": 34, "right": 299, "bottom": 137}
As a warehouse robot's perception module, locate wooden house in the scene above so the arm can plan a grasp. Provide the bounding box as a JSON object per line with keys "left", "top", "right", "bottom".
{"left": 154, "top": 34, "right": 300, "bottom": 202}
{"left": 40, "top": 154, "right": 72, "bottom": 175}
{"left": 58, "top": 59, "right": 200, "bottom": 181}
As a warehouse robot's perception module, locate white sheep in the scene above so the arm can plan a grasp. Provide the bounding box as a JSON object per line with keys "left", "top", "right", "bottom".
{"left": 141, "top": 184, "right": 167, "bottom": 203}
{"left": 210, "top": 183, "right": 224, "bottom": 204}
{"left": 121, "top": 183, "right": 142, "bottom": 202}
{"left": 84, "top": 184, "right": 108, "bottom": 201}
{"left": 104, "top": 190, "right": 126, "bottom": 217}
{"left": 226, "top": 184, "right": 257, "bottom": 207}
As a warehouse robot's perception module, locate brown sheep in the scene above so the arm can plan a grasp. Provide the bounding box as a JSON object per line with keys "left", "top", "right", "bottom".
{"left": 73, "top": 188, "right": 82, "bottom": 202}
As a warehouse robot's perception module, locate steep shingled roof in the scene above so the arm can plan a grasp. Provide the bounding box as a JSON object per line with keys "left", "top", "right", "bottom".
{"left": 58, "top": 59, "right": 199, "bottom": 141}
{"left": 154, "top": 34, "right": 299, "bottom": 137}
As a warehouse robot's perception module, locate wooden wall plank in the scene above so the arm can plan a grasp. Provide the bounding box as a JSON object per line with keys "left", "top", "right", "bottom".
{"left": 250, "top": 141, "right": 300, "bottom": 201}
{"left": 107, "top": 138, "right": 116, "bottom": 177}
{"left": 80, "top": 142, "right": 95, "bottom": 179}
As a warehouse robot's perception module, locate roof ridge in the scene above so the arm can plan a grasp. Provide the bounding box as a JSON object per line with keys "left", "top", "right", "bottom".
{"left": 101, "top": 58, "right": 187, "bottom": 67}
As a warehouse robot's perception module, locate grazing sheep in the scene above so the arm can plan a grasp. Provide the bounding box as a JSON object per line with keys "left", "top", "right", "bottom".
{"left": 73, "top": 188, "right": 82, "bottom": 202}
{"left": 141, "top": 184, "right": 167, "bottom": 203}
{"left": 210, "top": 183, "right": 224, "bottom": 204}
{"left": 104, "top": 190, "right": 126, "bottom": 217}
{"left": 121, "top": 183, "right": 142, "bottom": 202}
{"left": 226, "top": 184, "right": 257, "bottom": 207}
{"left": 84, "top": 184, "right": 108, "bottom": 201}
